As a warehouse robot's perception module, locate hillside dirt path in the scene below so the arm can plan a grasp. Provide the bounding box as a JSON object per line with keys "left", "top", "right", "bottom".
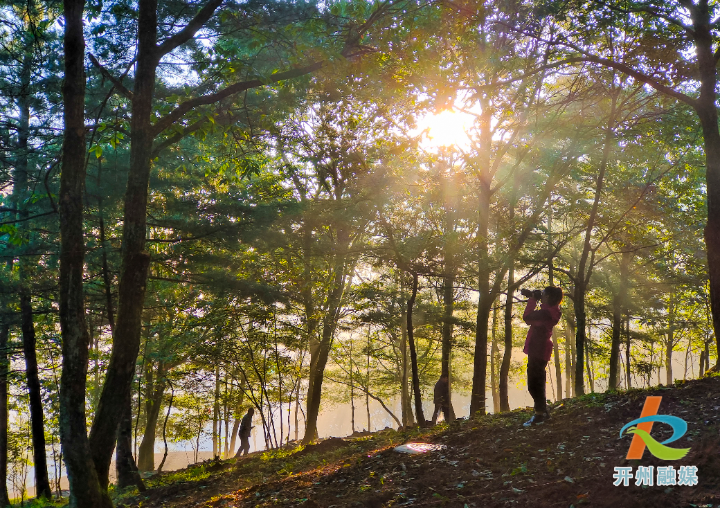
{"left": 123, "top": 376, "right": 720, "bottom": 508}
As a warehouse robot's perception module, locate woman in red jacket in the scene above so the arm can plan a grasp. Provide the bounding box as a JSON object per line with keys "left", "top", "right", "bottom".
{"left": 521, "top": 286, "right": 563, "bottom": 427}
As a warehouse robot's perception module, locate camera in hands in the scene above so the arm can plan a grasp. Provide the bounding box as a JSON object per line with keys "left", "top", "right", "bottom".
{"left": 519, "top": 288, "right": 542, "bottom": 300}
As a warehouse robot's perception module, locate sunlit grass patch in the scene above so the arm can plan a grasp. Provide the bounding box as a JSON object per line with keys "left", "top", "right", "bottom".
{"left": 260, "top": 444, "right": 303, "bottom": 461}
{"left": 9, "top": 497, "right": 68, "bottom": 508}
{"left": 146, "top": 463, "right": 213, "bottom": 487}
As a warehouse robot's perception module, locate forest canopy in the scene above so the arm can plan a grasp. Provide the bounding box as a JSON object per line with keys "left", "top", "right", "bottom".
{"left": 0, "top": 0, "right": 717, "bottom": 505}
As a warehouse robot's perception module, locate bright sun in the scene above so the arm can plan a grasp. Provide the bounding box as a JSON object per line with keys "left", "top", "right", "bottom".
{"left": 416, "top": 109, "right": 475, "bottom": 150}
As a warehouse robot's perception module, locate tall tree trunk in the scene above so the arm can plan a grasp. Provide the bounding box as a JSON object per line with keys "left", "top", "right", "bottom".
{"left": 564, "top": 325, "right": 572, "bottom": 399}
{"left": 213, "top": 366, "right": 220, "bottom": 458}
{"left": 366, "top": 329, "right": 371, "bottom": 431}
{"left": 499, "top": 264, "right": 513, "bottom": 412}
{"left": 90, "top": 0, "right": 326, "bottom": 480}
{"left": 609, "top": 251, "right": 630, "bottom": 391}
{"left": 303, "top": 256, "right": 347, "bottom": 443}
{"left": 20, "top": 296, "right": 51, "bottom": 499}
{"left": 137, "top": 366, "right": 165, "bottom": 471}
{"left": 564, "top": 310, "right": 576, "bottom": 397}
{"left": 665, "top": 332, "right": 674, "bottom": 386}
{"left": 350, "top": 338, "right": 355, "bottom": 433}
{"left": 574, "top": 88, "right": 617, "bottom": 396}
{"left": 294, "top": 383, "right": 301, "bottom": 442}
{"left": 625, "top": 315, "right": 632, "bottom": 388}
{"left": 702, "top": 341, "right": 710, "bottom": 375}
{"left": 87, "top": 0, "right": 159, "bottom": 486}
{"left": 158, "top": 383, "right": 174, "bottom": 470}
{"left": 585, "top": 335, "right": 594, "bottom": 393}
{"left": 441, "top": 180, "right": 457, "bottom": 420}
{"left": 547, "top": 226, "right": 562, "bottom": 400}
{"left": 490, "top": 305, "right": 500, "bottom": 413}
{"left": 573, "top": 236, "right": 590, "bottom": 396}
{"left": 399, "top": 284, "right": 414, "bottom": 426}
{"left": 59, "top": 0, "right": 113, "bottom": 504}
{"left": 303, "top": 285, "right": 342, "bottom": 444}
{"left": 229, "top": 382, "right": 245, "bottom": 454}
{"left": 666, "top": 295, "right": 675, "bottom": 386}
{"left": 705, "top": 340, "right": 711, "bottom": 375}
{"left": 115, "top": 393, "right": 145, "bottom": 490}
{"left": 470, "top": 104, "right": 492, "bottom": 417}
{"left": 0, "top": 319, "right": 12, "bottom": 506}
{"left": 15, "top": 46, "right": 51, "bottom": 499}
{"left": 299, "top": 222, "right": 318, "bottom": 436}
{"left": 441, "top": 269, "right": 456, "bottom": 420}
{"left": 406, "top": 272, "right": 425, "bottom": 424}
{"left": 610, "top": 293, "right": 622, "bottom": 391}
{"left": 692, "top": 13, "right": 720, "bottom": 371}
{"left": 88, "top": 0, "right": 226, "bottom": 483}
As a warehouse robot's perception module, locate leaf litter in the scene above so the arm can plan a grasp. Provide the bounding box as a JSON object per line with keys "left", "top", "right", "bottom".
{"left": 120, "top": 375, "right": 720, "bottom": 508}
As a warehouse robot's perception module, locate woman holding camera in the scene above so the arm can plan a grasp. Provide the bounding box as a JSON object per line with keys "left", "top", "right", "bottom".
{"left": 520, "top": 286, "right": 563, "bottom": 426}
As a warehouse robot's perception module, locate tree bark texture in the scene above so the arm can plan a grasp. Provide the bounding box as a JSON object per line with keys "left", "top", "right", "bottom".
{"left": 441, "top": 180, "right": 457, "bottom": 420}
{"left": 609, "top": 251, "right": 629, "bottom": 390}
{"left": 585, "top": 338, "right": 594, "bottom": 392}
{"left": 87, "top": 0, "right": 157, "bottom": 486}
{"left": 499, "top": 264, "right": 513, "bottom": 412}
{"left": 625, "top": 315, "right": 631, "bottom": 388}
{"left": 229, "top": 388, "right": 245, "bottom": 454}
{"left": 213, "top": 366, "right": 220, "bottom": 457}
{"left": 406, "top": 272, "right": 425, "bottom": 425}
{"left": 400, "top": 298, "right": 414, "bottom": 426}
{"left": 665, "top": 293, "right": 677, "bottom": 386}
{"left": 573, "top": 89, "right": 617, "bottom": 396}
{"left": 59, "top": 0, "right": 113, "bottom": 504}
{"left": 573, "top": 294, "right": 587, "bottom": 396}
{"left": 565, "top": 324, "right": 572, "bottom": 398}
{"left": 303, "top": 248, "right": 348, "bottom": 443}
{"left": 0, "top": 321, "right": 11, "bottom": 507}
{"left": 490, "top": 305, "right": 500, "bottom": 413}
{"left": 20, "top": 295, "right": 51, "bottom": 499}
{"left": 15, "top": 47, "right": 51, "bottom": 500}
{"left": 470, "top": 105, "right": 492, "bottom": 417}
{"left": 137, "top": 365, "right": 166, "bottom": 471}
{"left": 300, "top": 222, "right": 319, "bottom": 442}
{"left": 690, "top": 5, "right": 720, "bottom": 370}
{"left": 441, "top": 270, "right": 456, "bottom": 420}
{"left": 115, "top": 393, "right": 145, "bottom": 491}
{"left": 610, "top": 293, "right": 622, "bottom": 390}
{"left": 548, "top": 237, "right": 562, "bottom": 400}
{"left": 564, "top": 310, "right": 576, "bottom": 397}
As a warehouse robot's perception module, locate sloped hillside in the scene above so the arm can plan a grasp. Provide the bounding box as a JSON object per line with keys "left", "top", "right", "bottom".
{"left": 119, "top": 375, "right": 720, "bottom": 508}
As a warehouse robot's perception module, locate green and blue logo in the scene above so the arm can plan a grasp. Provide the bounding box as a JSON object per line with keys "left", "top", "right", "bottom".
{"left": 620, "top": 396, "right": 690, "bottom": 461}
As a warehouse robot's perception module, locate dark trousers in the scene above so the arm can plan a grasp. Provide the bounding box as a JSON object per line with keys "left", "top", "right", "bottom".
{"left": 431, "top": 403, "right": 449, "bottom": 424}
{"left": 237, "top": 435, "right": 250, "bottom": 456}
{"left": 527, "top": 356, "right": 548, "bottom": 414}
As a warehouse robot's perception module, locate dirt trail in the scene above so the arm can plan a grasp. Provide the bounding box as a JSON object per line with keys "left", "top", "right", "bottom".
{"left": 122, "top": 375, "right": 720, "bottom": 508}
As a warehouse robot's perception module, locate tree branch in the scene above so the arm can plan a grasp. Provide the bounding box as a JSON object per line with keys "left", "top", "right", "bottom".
{"left": 88, "top": 54, "right": 133, "bottom": 100}
{"left": 156, "top": 0, "right": 224, "bottom": 58}
{"left": 150, "top": 117, "right": 209, "bottom": 158}
{"left": 552, "top": 266, "right": 577, "bottom": 284}
{"left": 580, "top": 55, "right": 697, "bottom": 109}
{"left": 151, "top": 61, "right": 325, "bottom": 137}
{"left": 505, "top": 23, "right": 698, "bottom": 109}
